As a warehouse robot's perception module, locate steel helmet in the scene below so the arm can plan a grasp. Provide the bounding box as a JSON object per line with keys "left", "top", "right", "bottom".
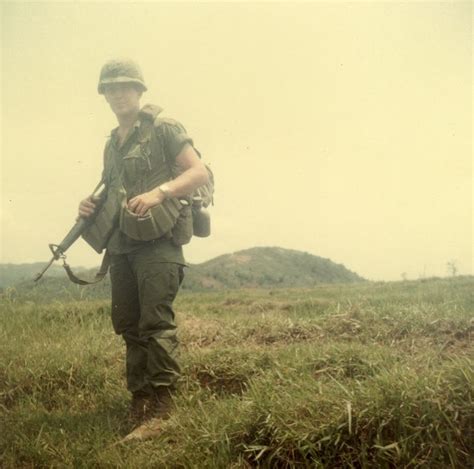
{"left": 97, "top": 59, "right": 147, "bottom": 94}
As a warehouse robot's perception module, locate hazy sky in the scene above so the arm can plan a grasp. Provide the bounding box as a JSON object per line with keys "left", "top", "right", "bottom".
{"left": 1, "top": 1, "right": 472, "bottom": 281}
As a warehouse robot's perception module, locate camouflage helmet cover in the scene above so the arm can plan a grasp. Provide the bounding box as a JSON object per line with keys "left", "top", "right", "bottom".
{"left": 98, "top": 59, "right": 147, "bottom": 94}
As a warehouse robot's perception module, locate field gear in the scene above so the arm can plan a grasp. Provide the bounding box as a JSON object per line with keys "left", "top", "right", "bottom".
{"left": 98, "top": 59, "right": 147, "bottom": 94}
{"left": 146, "top": 108, "right": 216, "bottom": 238}
{"left": 35, "top": 104, "right": 212, "bottom": 283}
{"left": 105, "top": 105, "right": 187, "bottom": 246}
{"left": 81, "top": 185, "right": 123, "bottom": 254}
{"left": 119, "top": 197, "right": 185, "bottom": 242}
{"left": 103, "top": 104, "right": 213, "bottom": 250}
{"left": 106, "top": 110, "right": 189, "bottom": 432}
{"left": 141, "top": 105, "right": 215, "bottom": 240}
{"left": 191, "top": 196, "right": 211, "bottom": 237}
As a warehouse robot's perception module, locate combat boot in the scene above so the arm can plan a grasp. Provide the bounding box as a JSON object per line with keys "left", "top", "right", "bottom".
{"left": 151, "top": 386, "right": 174, "bottom": 419}
{"left": 129, "top": 390, "right": 153, "bottom": 424}
{"left": 122, "top": 386, "right": 175, "bottom": 442}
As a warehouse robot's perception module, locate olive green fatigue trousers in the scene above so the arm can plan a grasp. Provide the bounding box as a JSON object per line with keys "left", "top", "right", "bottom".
{"left": 109, "top": 247, "right": 184, "bottom": 394}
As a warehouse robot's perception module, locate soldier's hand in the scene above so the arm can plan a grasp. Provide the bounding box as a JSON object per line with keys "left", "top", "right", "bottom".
{"left": 78, "top": 196, "right": 96, "bottom": 219}
{"left": 128, "top": 189, "right": 165, "bottom": 217}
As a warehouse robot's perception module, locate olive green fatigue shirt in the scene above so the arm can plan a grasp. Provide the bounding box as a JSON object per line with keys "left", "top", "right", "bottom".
{"left": 104, "top": 116, "right": 193, "bottom": 264}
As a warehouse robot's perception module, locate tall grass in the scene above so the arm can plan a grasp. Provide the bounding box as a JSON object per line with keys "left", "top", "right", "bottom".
{"left": 1, "top": 277, "right": 473, "bottom": 467}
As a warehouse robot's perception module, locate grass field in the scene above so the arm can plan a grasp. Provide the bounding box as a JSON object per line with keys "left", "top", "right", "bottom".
{"left": 1, "top": 277, "right": 473, "bottom": 468}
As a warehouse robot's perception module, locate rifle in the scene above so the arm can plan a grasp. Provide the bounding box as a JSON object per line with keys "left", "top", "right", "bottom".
{"left": 34, "top": 180, "right": 107, "bottom": 283}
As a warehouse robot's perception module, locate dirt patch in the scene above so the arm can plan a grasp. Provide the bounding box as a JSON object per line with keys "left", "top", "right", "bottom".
{"left": 194, "top": 371, "right": 249, "bottom": 396}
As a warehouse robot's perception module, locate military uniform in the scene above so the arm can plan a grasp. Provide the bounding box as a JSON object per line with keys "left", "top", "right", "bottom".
{"left": 103, "top": 111, "right": 195, "bottom": 396}
{"left": 84, "top": 60, "right": 209, "bottom": 438}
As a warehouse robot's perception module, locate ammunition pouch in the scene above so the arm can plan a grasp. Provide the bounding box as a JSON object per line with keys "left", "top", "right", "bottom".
{"left": 82, "top": 189, "right": 123, "bottom": 254}
{"left": 119, "top": 196, "right": 187, "bottom": 242}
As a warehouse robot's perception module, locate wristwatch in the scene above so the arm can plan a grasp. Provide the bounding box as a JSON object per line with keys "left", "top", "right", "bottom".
{"left": 158, "top": 183, "right": 171, "bottom": 199}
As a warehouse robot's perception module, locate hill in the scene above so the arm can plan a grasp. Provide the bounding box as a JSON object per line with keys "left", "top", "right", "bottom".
{"left": 183, "top": 246, "right": 363, "bottom": 289}
{"left": 1, "top": 247, "right": 363, "bottom": 301}
{"left": 0, "top": 263, "right": 71, "bottom": 289}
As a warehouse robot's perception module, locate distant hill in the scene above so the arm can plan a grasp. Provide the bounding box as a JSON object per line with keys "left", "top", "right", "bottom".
{"left": 0, "top": 263, "right": 76, "bottom": 289}
{"left": 183, "top": 247, "right": 363, "bottom": 289}
{"left": 1, "top": 247, "right": 363, "bottom": 301}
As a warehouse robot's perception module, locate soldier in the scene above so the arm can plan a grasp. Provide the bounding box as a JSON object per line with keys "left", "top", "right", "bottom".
{"left": 78, "top": 59, "right": 209, "bottom": 440}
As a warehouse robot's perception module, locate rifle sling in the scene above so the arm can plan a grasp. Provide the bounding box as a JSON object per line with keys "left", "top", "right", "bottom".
{"left": 62, "top": 251, "right": 110, "bottom": 285}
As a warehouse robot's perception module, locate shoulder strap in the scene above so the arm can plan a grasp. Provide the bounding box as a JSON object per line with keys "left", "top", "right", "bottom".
{"left": 138, "top": 113, "right": 175, "bottom": 179}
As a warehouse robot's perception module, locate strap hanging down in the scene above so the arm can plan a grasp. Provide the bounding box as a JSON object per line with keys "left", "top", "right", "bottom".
{"left": 62, "top": 251, "right": 110, "bottom": 285}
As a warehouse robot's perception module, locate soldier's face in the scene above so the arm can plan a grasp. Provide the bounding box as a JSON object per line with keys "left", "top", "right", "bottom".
{"left": 103, "top": 83, "right": 142, "bottom": 116}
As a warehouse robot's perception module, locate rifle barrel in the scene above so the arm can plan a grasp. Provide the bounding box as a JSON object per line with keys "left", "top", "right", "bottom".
{"left": 34, "top": 256, "right": 56, "bottom": 282}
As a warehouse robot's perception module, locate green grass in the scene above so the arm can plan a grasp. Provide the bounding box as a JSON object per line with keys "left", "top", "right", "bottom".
{"left": 1, "top": 277, "right": 473, "bottom": 468}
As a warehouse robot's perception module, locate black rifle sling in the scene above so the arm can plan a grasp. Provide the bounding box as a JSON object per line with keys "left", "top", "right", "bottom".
{"left": 62, "top": 250, "right": 110, "bottom": 286}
